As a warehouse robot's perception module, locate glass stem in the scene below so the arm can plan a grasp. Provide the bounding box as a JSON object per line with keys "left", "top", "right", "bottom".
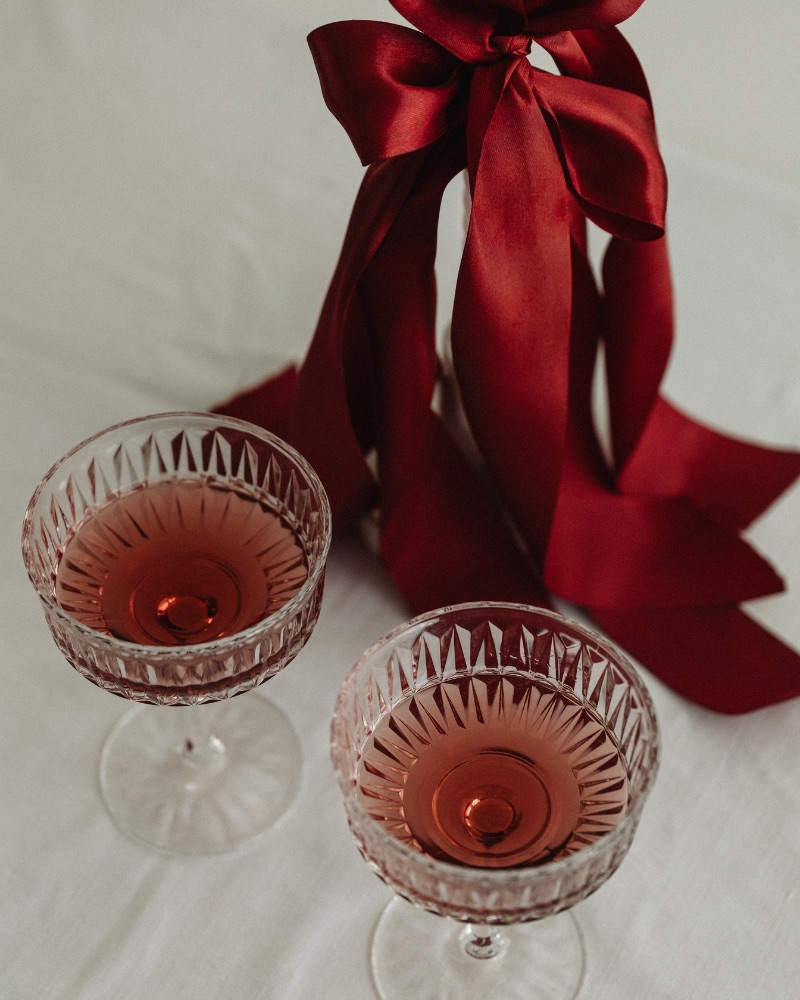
{"left": 459, "top": 923, "right": 508, "bottom": 960}
{"left": 179, "top": 703, "right": 226, "bottom": 767}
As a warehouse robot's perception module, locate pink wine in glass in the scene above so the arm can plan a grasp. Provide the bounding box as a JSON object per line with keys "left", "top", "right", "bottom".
{"left": 54, "top": 477, "right": 308, "bottom": 647}
{"left": 357, "top": 671, "right": 629, "bottom": 869}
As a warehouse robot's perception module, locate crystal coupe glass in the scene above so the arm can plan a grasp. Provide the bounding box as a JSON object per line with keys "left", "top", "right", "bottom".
{"left": 23, "top": 412, "right": 331, "bottom": 855}
{"left": 332, "top": 603, "right": 659, "bottom": 1000}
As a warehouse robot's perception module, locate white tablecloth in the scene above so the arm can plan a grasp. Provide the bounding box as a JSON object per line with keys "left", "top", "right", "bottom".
{"left": 2, "top": 4, "right": 799, "bottom": 998}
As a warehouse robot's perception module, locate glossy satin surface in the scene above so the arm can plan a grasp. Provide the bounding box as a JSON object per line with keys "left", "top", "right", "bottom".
{"left": 218, "top": 0, "right": 800, "bottom": 712}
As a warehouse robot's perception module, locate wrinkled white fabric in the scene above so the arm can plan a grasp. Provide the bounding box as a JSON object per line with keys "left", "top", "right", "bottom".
{"left": 2, "top": 3, "right": 799, "bottom": 998}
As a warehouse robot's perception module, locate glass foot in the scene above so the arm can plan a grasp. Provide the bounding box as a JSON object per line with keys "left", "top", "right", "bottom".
{"left": 371, "top": 897, "right": 585, "bottom": 1000}
{"left": 99, "top": 691, "right": 302, "bottom": 855}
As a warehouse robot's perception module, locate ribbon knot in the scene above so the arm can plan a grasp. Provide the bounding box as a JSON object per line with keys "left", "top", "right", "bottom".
{"left": 491, "top": 32, "right": 532, "bottom": 57}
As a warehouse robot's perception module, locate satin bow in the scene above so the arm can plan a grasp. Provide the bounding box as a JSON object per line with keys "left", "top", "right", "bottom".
{"left": 217, "top": 0, "right": 800, "bottom": 712}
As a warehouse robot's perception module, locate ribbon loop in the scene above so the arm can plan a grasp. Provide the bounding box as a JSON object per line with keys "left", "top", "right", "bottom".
{"left": 531, "top": 65, "right": 665, "bottom": 238}
{"left": 309, "top": 21, "right": 465, "bottom": 164}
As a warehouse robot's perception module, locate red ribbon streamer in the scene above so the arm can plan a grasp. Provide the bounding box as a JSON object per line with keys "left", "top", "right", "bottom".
{"left": 216, "top": 0, "right": 800, "bottom": 713}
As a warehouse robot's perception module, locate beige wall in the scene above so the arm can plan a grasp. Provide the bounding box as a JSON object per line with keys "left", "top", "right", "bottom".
{"left": 626, "top": 1, "right": 800, "bottom": 196}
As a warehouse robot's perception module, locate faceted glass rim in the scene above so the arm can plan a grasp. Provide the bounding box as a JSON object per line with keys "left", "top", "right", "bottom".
{"left": 21, "top": 411, "right": 332, "bottom": 657}
{"left": 331, "top": 601, "right": 661, "bottom": 889}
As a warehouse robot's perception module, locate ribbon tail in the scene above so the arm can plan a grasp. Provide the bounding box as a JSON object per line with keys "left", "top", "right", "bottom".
{"left": 620, "top": 396, "right": 800, "bottom": 532}
{"left": 452, "top": 61, "right": 571, "bottom": 560}
{"left": 289, "top": 150, "right": 442, "bottom": 528}
{"left": 381, "top": 414, "right": 552, "bottom": 613}
{"left": 215, "top": 155, "right": 431, "bottom": 528}
{"left": 351, "top": 124, "right": 551, "bottom": 612}
{"left": 602, "top": 234, "right": 673, "bottom": 470}
{"left": 213, "top": 364, "right": 298, "bottom": 443}
{"left": 593, "top": 605, "right": 800, "bottom": 713}
{"left": 356, "top": 134, "right": 463, "bottom": 511}
{"left": 547, "top": 238, "right": 783, "bottom": 611}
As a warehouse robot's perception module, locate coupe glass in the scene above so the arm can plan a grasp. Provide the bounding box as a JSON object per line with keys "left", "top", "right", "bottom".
{"left": 331, "top": 603, "right": 659, "bottom": 1000}
{"left": 22, "top": 412, "right": 331, "bottom": 855}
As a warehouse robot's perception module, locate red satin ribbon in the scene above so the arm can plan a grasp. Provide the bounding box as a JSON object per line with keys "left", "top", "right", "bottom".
{"left": 216, "top": 0, "right": 800, "bottom": 713}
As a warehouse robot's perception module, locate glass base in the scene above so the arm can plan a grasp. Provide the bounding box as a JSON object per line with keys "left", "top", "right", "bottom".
{"left": 99, "top": 691, "right": 302, "bottom": 855}
{"left": 371, "top": 897, "right": 585, "bottom": 1000}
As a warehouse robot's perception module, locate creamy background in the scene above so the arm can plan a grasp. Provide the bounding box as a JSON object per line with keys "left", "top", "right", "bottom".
{"left": 1, "top": 3, "right": 799, "bottom": 998}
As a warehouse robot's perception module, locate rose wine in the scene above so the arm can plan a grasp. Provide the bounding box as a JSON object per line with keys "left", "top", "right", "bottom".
{"left": 54, "top": 477, "right": 308, "bottom": 646}
{"left": 357, "top": 671, "right": 629, "bottom": 869}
